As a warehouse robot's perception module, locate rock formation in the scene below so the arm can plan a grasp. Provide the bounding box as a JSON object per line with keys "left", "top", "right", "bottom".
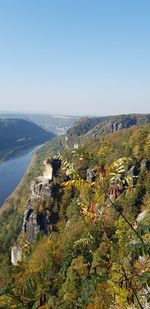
{"left": 11, "top": 157, "right": 61, "bottom": 265}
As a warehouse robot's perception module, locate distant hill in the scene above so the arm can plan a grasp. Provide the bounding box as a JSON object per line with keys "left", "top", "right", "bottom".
{"left": 26, "top": 114, "right": 79, "bottom": 135}
{"left": 0, "top": 113, "right": 79, "bottom": 135}
{"left": 0, "top": 118, "right": 55, "bottom": 161}
{"left": 67, "top": 114, "right": 150, "bottom": 143}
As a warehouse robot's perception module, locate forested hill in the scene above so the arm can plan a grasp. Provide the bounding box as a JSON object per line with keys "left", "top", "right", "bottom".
{"left": 0, "top": 123, "right": 150, "bottom": 308}
{"left": 0, "top": 113, "right": 79, "bottom": 135}
{"left": 0, "top": 118, "right": 55, "bottom": 160}
{"left": 67, "top": 113, "right": 150, "bottom": 141}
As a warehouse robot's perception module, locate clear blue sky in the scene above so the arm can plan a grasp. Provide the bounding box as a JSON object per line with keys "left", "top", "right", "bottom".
{"left": 0, "top": 0, "right": 150, "bottom": 116}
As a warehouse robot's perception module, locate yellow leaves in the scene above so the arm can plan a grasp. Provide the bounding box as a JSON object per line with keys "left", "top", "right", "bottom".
{"left": 74, "top": 233, "right": 94, "bottom": 249}
{"left": 109, "top": 285, "right": 129, "bottom": 308}
{"left": 98, "top": 140, "right": 113, "bottom": 159}
{"left": 71, "top": 256, "right": 88, "bottom": 277}
{"left": 109, "top": 261, "right": 134, "bottom": 308}
{"left": 38, "top": 304, "right": 49, "bottom": 309}
{"left": 108, "top": 157, "right": 135, "bottom": 198}
{"left": 60, "top": 151, "right": 91, "bottom": 192}
{"left": 143, "top": 131, "right": 150, "bottom": 156}
{"left": 28, "top": 237, "right": 52, "bottom": 273}
{"left": 12, "top": 237, "right": 54, "bottom": 298}
{"left": 54, "top": 247, "right": 62, "bottom": 265}
{"left": 111, "top": 263, "right": 123, "bottom": 282}
{"left": 143, "top": 194, "right": 150, "bottom": 211}
{"left": 63, "top": 177, "right": 92, "bottom": 207}
{"left": 0, "top": 295, "right": 22, "bottom": 308}
{"left": 145, "top": 133, "right": 150, "bottom": 149}
{"left": 0, "top": 295, "right": 12, "bottom": 308}
{"left": 115, "top": 229, "right": 123, "bottom": 242}
{"left": 57, "top": 153, "right": 76, "bottom": 177}
{"left": 109, "top": 157, "right": 129, "bottom": 176}
{"left": 80, "top": 202, "right": 102, "bottom": 223}
{"left": 64, "top": 178, "right": 90, "bottom": 190}
{"left": 134, "top": 255, "right": 150, "bottom": 275}
{"left": 86, "top": 283, "right": 112, "bottom": 309}
{"left": 94, "top": 188, "right": 105, "bottom": 205}
{"left": 82, "top": 210, "right": 96, "bottom": 223}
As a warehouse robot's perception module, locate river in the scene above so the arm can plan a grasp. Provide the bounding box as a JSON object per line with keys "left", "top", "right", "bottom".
{"left": 0, "top": 145, "right": 42, "bottom": 207}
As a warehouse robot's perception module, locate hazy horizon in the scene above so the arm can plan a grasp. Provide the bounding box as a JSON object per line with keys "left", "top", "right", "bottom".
{"left": 0, "top": 1, "right": 150, "bottom": 115}
{"left": 0, "top": 110, "right": 150, "bottom": 118}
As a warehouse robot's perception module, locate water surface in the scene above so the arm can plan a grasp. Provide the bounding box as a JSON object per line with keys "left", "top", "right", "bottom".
{"left": 0, "top": 146, "right": 41, "bottom": 207}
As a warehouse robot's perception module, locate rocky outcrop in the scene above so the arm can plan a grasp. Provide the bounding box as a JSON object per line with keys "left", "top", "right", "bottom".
{"left": 67, "top": 114, "right": 150, "bottom": 142}
{"left": 11, "top": 245, "right": 22, "bottom": 266}
{"left": 22, "top": 203, "right": 40, "bottom": 243}
{"left": 111, "top": 118, "right": 136, "bottom": 132}
{"left": 43, "top": 159, "right": 53, "bottom": 180}
{"left": 11, "top": 157, "right": 61, "bottom": 265}
{"left": 87, "top": 117, "right": 137, "bottom": 137}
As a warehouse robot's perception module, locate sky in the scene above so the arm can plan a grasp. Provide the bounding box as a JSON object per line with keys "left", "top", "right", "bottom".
{"left": 0, "top": 0, "right": 150, "bottom": 116}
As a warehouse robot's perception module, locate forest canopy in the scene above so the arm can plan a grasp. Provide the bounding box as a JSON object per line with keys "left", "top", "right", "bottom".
{"left": 0, "top": 124, "right": 150, "bottom": 309}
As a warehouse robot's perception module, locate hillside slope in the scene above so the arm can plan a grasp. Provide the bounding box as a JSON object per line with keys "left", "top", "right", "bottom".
{"left": 0, "top": 118, "right": 55, "bottom": 161}
{"left": 0, "top": 112, "right": 79, "bottom": 135}
{"left": 67, "top": 114, "right": 150, "bottom": 144}
{"left": 0, "top": 124, "right": 150, "bottom": 308}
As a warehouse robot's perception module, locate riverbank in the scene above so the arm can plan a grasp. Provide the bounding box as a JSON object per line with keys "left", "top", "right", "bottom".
{"left": 0, "top": 141, "right": 50, "bottom": 208}
{"left": 0, "top": 140, "right": 49, "bottom": 164}
{"left": 0, "top": 137, "right": 62, "bottom": 213}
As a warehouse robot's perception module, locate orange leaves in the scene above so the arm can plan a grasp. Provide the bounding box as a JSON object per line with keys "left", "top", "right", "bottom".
{"left": 54, "top": 247, "right": 62, "bottom": 266}
{"left": 64, "top": 178, "right": 86, "bottom": 189}
{"left": 38, "top": 304, "right": 49, "bottom": 309}
{"left": 81, "top": 203, "right": 101, "bottom": 223}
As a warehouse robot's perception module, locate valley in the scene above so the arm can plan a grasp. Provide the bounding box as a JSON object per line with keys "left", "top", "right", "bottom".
{"left": 0, "top": 114, "right": 150, "bottom": 308}
{"left": 0, "top": 144, "right": 45, "bottom": 207}
{"left": 0, "top": 118, "right": 55, "bottom": 162}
